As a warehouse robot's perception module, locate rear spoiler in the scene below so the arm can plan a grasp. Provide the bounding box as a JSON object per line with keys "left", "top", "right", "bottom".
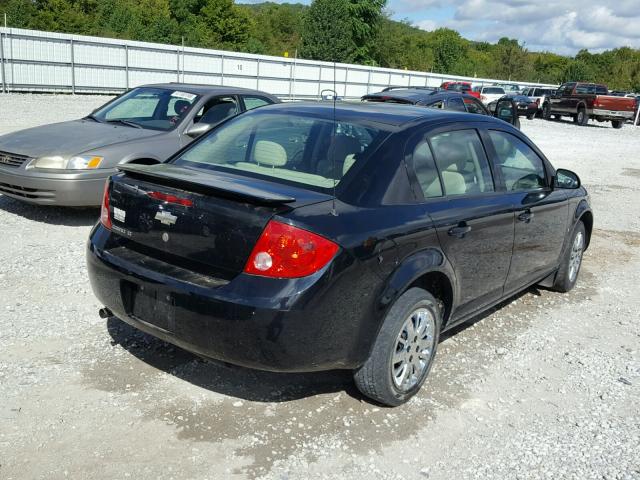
{"left": 117, "top": 163, "right": 296, "bottom": 205}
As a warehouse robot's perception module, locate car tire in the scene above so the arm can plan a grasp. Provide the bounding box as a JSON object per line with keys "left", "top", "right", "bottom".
{"left": 527, "top": 113, "right": 535, "bottom": 120}
{"left": 575, "top": 108, "right": 588, "bottom": 126}
{"left": 542, "top": 103, "right": 551, "bottom": 120}
{"left": 353, "top": 288, "right": 442, "bottom": 407}
{"left": 551, "top": 222, "right": 586, "bottom": 293}
{"left": 611, "top": 120, "right": 623, "bottom": 129}
{"left": 514, "top": 117, "right": 521, "bottom": 129}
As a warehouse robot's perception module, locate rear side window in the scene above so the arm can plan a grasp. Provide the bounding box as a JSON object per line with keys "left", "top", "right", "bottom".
{"left": 243, "top": 96, "right": 272, "bottom": 110}
{"left": 595, "top": 85, "right": 608, "bottom": 95}
{"left": 576, "top": 84, "right": 595, "bottom": 94}
{"left": 429, "top": 130, "right": 494, "bottom": 196}
{"left": 488, "top": 130, "right": 546, "bottom": 191}
{"left": 411, "top": 141, "right": 442, "bottom": 198}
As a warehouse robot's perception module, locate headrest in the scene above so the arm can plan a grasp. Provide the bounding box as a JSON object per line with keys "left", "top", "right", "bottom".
{"left": 174, "top": 100, "right": 190, "bottom": 115}
{"left": 255, "top": 141, "right": 287, "bottom": 167}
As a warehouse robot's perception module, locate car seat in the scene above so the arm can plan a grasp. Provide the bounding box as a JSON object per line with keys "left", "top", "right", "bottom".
{"left": 200, "top": 101, "right": 237, "bottom": 125}
{"left": 318, "top": 135, "right": 362, "bottom": 179}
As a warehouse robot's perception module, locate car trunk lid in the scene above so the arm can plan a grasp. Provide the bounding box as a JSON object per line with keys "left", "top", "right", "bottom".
{"left": 108, "top": 164, "right": 332, "bottom": 280}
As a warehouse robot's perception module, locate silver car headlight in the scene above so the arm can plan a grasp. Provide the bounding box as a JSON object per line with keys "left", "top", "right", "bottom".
{"left": 29, "top": 155, "right": 68, "bottom": 169}
{"left": 29, "top": 155, "right": 104, "bottom": 170}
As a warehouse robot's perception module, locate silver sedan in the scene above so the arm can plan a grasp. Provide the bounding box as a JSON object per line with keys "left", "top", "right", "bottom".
{"left": 0, "top": 84, "right": 279, "bottom": 206}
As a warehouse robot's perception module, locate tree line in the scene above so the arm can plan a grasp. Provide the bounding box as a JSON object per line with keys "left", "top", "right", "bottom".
{"left": 2, "top": 0, "right": 639, "bottom": 91}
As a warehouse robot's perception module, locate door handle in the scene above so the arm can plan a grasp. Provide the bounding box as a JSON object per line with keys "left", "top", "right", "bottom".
{"left": 518, "top": 210, "right": 534, "bottom": 223}
{"left": 447, "top": 223, "right": 472, "bottom": 238}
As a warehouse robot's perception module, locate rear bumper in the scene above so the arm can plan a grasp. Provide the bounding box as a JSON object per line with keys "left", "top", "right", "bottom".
{"left": 591, "top": 109, "right": 635, "bottom": 120}
{"left": 0, "top": 166, "right": 110, "bottom": 206}
{"left": 87, "top": 227, "right": 372, "bottom": 372}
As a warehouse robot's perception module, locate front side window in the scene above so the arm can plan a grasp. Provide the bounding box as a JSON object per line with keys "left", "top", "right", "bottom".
{"left": 193, "top": 96, "right": 239, "bottom": 125}
{"left": 173, "top": 112, "right": 389, "bottom": 190}
{"left": 489, "top": 130, "right": 546, "bottom": 191}
{"left": 93, "top": 87, "right": 199, "bottom": 130}
{"left": 429, "top": 129, "right": 494, "bottom": 196}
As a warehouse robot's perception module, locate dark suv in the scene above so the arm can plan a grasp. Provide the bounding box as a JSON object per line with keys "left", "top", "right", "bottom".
{"left": 88, "top": 102, "right": 592, "bottom": 406}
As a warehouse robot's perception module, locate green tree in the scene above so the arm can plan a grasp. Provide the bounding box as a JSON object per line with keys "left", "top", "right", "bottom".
{"left": 299, "top": 0, "right": 355, "bottom": 62}
{"left": 429, "top": 28, "right": 468, "bottom": 74}
{"left": 496, "top": 37, "right": 528, "bottom": 80}
{"left": 199, "top": 0, "right": 253, "bottom": 49}
{"left": 347, "top": 0, "right": 386, "bottom": 63}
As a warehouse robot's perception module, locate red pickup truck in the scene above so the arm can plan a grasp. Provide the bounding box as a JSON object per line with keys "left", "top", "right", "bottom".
{"left": 542, "top": 82, "right": 637, "bottom": 128}
{"left": 440, "top": 81, "right": 481, "bottom": 99}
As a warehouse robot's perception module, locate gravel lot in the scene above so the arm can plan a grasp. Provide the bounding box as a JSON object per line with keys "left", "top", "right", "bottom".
{"left": 0, "top": 94, "right": 639, "bottom": 480}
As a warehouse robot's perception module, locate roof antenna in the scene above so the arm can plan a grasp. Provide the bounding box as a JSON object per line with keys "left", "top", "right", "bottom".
{"left": 330, "top": 61, "right": 338, "bottom": 217}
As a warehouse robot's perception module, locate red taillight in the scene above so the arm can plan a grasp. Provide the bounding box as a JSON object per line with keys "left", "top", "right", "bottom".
{"left": 535, "top": 98, "right": 540, "bottom": 105}
{"left": 244, "top": 220, "right": 339, "bottom": 278}
{"left": 481, "top": 95, "right": 486, "bottom": 101}
{"left": 147, "top": 191, "right": 193, "bottom": 207}
{"left": 100, "top": 180, "right": 111, "bottom": 230}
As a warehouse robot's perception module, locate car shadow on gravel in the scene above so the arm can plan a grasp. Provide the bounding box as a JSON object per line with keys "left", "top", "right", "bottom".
{"left": 0, "top": 195, "right": 99, "bottom": 226}
{"left": 104, "top": 287, "right": 541, "bottom": 405}
{"left": 105, "top": 316, "right": 360, "bottom": 403}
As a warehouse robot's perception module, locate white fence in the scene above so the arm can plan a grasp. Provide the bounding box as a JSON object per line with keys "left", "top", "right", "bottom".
{"left": 0, "top": 27, "right": 555, "bottom": 99}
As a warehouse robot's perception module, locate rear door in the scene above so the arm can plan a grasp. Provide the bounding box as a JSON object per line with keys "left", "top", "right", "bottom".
{"left": 482, "top": 128, "right": 569, "bottom": 294}
{"left": 406, "top": 125, "right": 515, "bottom": 320}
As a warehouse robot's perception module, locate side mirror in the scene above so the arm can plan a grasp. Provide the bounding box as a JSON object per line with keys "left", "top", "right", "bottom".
{"left": 554, "top": 168, "right": 581, "bottom": 189}
{"left": 185, "top": 122, "right": 213, "bottom": 138}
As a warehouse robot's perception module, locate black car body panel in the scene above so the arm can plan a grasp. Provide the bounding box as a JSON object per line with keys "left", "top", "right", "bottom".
{"left": 362, "top": 89, "right": 521, "bottom": 127}
{"left": 88, "top": 102, "right": 592, "bottom": 373}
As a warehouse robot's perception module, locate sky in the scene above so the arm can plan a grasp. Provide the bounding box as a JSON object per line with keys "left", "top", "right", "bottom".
{"left": 238, "top": 0, "right": 640, "bottom": 56}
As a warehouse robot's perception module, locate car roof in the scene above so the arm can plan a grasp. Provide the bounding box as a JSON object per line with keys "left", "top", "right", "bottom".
{"left": 362, "top": 89, "right": 475, "bottom": 104}
{"left": 139, "top": 83, "right": 274, "bottom": 97}
{"left": 248, "top": 101, "right": 504, "bottom": 128}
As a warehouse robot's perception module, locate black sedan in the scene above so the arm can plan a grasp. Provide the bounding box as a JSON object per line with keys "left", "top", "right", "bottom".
{"left": 88, "top": 102, "right": 592, "bottom": 406}
{"left": 362, "top": 88, "right": 521, "bottom": 128}
{"left": 489, "top": 94, "right": 538, "bottom": 120}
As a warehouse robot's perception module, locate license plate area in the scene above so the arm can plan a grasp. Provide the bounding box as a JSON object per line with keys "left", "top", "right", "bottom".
{"left": 120, "top": 280, "right": 175, "bottom": 332}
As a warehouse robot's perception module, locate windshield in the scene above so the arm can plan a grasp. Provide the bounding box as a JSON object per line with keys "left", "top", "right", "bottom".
{"left": 92, "top": 87, "right": 200, "bottom": 131}
{"left": 173, "top": 112, "right": 390, "bottom": 191}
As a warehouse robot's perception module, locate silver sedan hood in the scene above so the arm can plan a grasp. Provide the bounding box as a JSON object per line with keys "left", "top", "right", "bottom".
{"left": 0, "top": 119, "right": 161, "bottom": 158}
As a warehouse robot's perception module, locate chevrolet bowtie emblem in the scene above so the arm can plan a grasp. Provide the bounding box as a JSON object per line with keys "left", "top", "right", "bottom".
{"left": 155, "top": 210, "right": 177, "bottom": 226}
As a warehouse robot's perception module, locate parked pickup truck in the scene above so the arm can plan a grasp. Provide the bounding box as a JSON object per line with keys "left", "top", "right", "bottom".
{"left": 542, "top": 82, "right": 637, "bottom": 128}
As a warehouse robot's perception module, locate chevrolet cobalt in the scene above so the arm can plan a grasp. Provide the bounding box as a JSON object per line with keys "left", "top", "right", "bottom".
{"left": 87, "top": 102, "right": 592, "bottom": 406}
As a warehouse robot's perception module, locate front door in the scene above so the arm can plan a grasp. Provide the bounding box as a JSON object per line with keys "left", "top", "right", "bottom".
{"left": 484, "top": 129, "right": 569, "bottom": 294}
{"left": 407, "top": 127, "right": 515, "bottom": 321}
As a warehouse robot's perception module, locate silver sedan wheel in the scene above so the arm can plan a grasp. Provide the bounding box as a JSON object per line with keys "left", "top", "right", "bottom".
{"left": 568, "top": 231, "right": 584, "bottom": 282}
{"left": 392, "top": 307, "right": 436, "bottom": 392}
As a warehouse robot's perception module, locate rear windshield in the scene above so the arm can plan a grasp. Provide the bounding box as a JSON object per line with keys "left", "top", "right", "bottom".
{"left": 484, "top": 87, "right": 505, "bottom": 94}
{"left": 447, "top": 83, "right": 471, "bottom": 92}
{"left": 172, "top": 112, "right": 390, "bottom": 190}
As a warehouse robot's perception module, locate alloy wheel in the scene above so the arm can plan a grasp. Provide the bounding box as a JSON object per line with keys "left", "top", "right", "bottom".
{"left": 391, "top": 308, "right": 436, "bottom": 392}
{"left": 568, "top": 231, "right": 584, "bottom": 282}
